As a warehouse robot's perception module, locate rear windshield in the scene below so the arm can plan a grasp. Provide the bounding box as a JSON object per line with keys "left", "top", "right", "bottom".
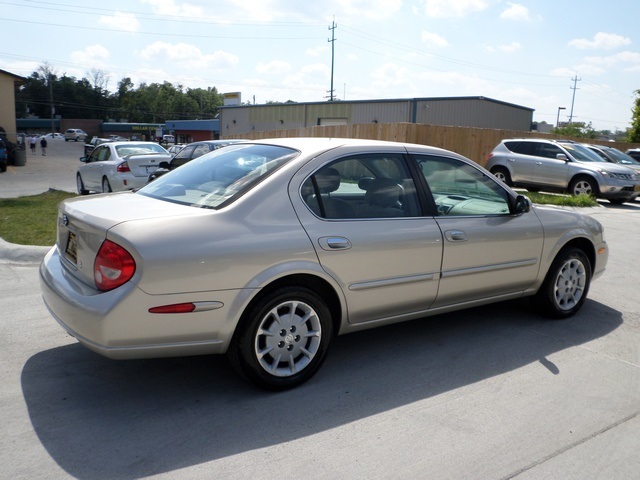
{"left": 138, "top": 143, "right": 299, "bottom": 209}
{"left": 115, "top": 143, "right": 169, "bottom": 156}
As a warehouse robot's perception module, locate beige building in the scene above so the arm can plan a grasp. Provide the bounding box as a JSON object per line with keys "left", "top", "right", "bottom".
{"left": 0, "top": 68, "right": 26, "bottom": 142}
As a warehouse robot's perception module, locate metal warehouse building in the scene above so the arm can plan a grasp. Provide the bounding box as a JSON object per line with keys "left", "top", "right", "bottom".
{"left": 219, "top": 96, "right": 534, "bottom": 137}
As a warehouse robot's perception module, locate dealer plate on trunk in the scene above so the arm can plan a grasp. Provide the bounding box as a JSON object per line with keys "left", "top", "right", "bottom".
{"left": 65, "top": 231, "right": 77, "bottom": 264}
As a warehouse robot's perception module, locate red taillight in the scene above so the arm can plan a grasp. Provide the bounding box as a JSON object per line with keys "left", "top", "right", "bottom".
{"left": 94, "top": 240, "right": 136, "bottom": 291}
{"left": 117, "top": 161, "right": 130, "bottom": 172}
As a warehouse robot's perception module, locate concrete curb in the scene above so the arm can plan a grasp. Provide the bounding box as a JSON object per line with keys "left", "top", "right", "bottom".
{"left": 0, "top": 238, "right": 52, "bottom": 264}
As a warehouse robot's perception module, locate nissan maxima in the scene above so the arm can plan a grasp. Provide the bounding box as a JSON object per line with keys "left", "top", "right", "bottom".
{"left": 40, "top": 138, "right": 609, "bottom": 390}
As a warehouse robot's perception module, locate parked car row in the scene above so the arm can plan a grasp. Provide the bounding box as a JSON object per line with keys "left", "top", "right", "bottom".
{"left": 486, "top": 138, "right": 640, "bottom": 204}
{"left": 46, "top": 137, "right": 610, "bottom": 390}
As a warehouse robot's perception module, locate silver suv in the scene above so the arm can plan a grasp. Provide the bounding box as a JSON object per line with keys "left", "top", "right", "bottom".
{"left": 486, "top": 139, "right": 640, "bottom": 204}
{"left": 64, "top": 129, "right": 88, "bottom": 142}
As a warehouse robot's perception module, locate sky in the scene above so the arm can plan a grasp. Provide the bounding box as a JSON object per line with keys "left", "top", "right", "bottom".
{"left": 2, "top": 0, "right": 640, "bottom": 132}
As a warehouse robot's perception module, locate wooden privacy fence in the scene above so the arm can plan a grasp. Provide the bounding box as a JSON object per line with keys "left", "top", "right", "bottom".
{"left": 226, "top": 122, "right": 640, "bottom": 167}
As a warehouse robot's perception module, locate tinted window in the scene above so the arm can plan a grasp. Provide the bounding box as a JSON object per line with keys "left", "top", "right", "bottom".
{"left": 302, "top": 154, "right": 420, "bottom": 219}
{"left": 504, "top": 141, "right": 538, "bottom": 156}
{"left": 415, "top": 155, "right": 510, "bottom": 216}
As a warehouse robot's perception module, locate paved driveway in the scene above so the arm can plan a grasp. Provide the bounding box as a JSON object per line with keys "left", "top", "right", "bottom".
{"left": 0, "top": 138, "right": 82, "bottom": 198}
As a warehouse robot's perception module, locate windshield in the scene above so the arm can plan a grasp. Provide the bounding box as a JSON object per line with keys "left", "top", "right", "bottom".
{"left": 115, "top": 143, "right": 169, "bottom": 156}
{"left": 138, "top": 143, "right": 299, "bottom": 209}
{"left": 561, "top": 143, "right": 606, "bottom": 163}
{"left": 603, "top": 147, "right": 640, "bottom": 165}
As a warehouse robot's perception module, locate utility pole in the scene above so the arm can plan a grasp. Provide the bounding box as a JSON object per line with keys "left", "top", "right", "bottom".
{"left": 327, "top": 19, "right": 337, "bottom": 101}
{"left": 568, "top": 75, "right": 581, "bottom": 124}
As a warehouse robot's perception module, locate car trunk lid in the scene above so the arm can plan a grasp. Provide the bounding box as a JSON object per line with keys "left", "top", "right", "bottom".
{"left": 56, "top": 192, "right": 208, "bottom": 288}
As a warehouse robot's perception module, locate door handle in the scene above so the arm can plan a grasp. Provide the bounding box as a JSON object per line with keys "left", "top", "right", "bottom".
{"left": 319, "top": 237, "right": 352, "bottom": 251}
{"left": 444, "top": 230, "right": 468, "bottom": 242}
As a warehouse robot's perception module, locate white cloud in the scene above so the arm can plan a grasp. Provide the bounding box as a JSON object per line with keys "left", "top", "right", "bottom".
{"left": 306, "top": 45, "right": 329, "bottom": 57}
{"left": 98, "top": 12, "right": 140, "bottom": 31}
{"left": 419, "top": 0, "right": 491, "bottom": 18}
{"left": 500, "top": 3, "right": 529, "bottom": 21}
{"left": 421, "top": 31, "right": 450, "bottom": 48}
{"left": 499, "top": 41, "right": 522, "bottom": 53}
{"left": 584, "top": 51, "right": 640, "bottom": 67}
{"left": 70, "top": 45, "right": 110, "bottom": 65}
{"left": 255, "top": 60, "right": 292, "bottom": 74}
{"left": 140, "top": 0, "right": 204, "bottom": 17}
{"left": 334, "top": 0, "right": 403, "bottom": 19}
{"left": 569, "top": 32, "right": 631, "bottom": 50}
{"left": 138, "top": 42, "right": 239, "bottom": 70}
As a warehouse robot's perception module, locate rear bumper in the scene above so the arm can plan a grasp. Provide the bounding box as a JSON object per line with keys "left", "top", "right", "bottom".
{"left": 39, "top": 246, "right": 233, "bottom": 359}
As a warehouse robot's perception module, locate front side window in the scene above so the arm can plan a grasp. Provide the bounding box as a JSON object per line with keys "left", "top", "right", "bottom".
{"left": 415, "top": 155, "right": 511, "bottom": 216}
{"left": 302, "top": 154, "right": 420, "bottom": 219}
{"left": 138, "top": 144, "right": 298, "bottom": 209}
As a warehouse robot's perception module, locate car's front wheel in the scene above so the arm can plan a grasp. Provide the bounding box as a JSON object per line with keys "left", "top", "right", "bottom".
{"left": 534, "top": 247, "right": 591, "bottom": 319}
{"left": 228, "top": 286, "right": 333, "bottom": 390}
{"left": 569, "top": 176, "right": 598, "bottom": 197}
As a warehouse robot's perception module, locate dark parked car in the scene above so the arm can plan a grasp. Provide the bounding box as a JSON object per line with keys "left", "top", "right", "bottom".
{"left": 0, "top": 138, "right": 7, "bottom": 172}
{"left": 148, "top": 139, "right": 247, "bottom": 182}
{"left": 84, "top": 137, "right": 113, "bottom": 156}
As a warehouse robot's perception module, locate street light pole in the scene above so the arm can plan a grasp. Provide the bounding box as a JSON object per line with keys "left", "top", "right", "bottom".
{"left": 556, "top": 107, "right": 566, "bottom": 127}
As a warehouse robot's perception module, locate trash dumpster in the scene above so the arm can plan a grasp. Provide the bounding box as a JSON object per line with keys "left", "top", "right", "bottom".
{"left": 13, "top": 144, "right": 26, "bottom": 166}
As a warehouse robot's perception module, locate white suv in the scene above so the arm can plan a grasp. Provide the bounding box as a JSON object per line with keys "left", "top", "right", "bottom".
{"left": 64, "top": 129, "right": 88, "bottom": 142}
{"left": 486, "top": 139, "right": 640, "bottom": 204}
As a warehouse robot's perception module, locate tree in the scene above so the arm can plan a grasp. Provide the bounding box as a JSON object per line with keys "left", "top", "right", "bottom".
{"left": 551, "top": 122, "right": 597, "bottom": 139}
{"left": 629, "top": 90, "right": 640, "bottom": 142}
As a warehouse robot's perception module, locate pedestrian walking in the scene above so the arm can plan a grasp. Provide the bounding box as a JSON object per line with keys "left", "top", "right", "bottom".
{"left": 40, "top": 136, "right": 47, "bottom": 156}
{"left": 30, "top": 135, "right": 36, "bottom": 154}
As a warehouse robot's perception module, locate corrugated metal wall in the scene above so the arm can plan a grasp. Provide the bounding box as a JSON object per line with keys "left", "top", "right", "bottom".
{"left": 221, "top": 97, "right": 533, "bottom": 137}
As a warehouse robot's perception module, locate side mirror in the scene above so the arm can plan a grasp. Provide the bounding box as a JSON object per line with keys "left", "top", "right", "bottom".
{"left": 556, "top": 153, "right": 568, "bottom": 162}
{"left": 79, "top": 156, "right": 87, "bottom": 163}
{"left": 513, "top": 194, "right": 531, "bottom": 214}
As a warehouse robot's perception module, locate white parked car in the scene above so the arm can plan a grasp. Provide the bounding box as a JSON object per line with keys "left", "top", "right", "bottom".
{"left": 76, "top": 141, "right": 171, "bottom": 194}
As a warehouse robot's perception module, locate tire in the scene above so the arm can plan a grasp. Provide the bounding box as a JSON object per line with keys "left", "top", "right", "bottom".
{"left": 102, "top": 177, "right": 112, "bottom": 193}
{"left": 569, "top": 176, "right": 598, "bottom": 197}
{"left": 76, "top": 174, "right": 89, "bottom": 195}
{"left": 491, "top": 167, "right": 512, "bottom": 186}
{"left": 534, "top": 247, "right": 591, "bottom": 319}
{"left": 228, "top": 286, "right": 334, "bottom": 390}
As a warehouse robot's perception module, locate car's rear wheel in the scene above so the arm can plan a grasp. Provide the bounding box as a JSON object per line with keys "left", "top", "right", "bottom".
{"left": 534, "top": 247, "right": 591, "bottom": 319}
{"left": 228, "top": 286, "right": 333, "bottom": 390}
{"left": 491, "top": 167, "right": 512, "bottom": 186}
{"left": 76, "top": 174, "right": 88, "bottom": 195}
{"left": 569, "top": 176, "right": 598, "bottom": 197}
{"left": 102, "top": 177, "right": 112, "bottom": 193}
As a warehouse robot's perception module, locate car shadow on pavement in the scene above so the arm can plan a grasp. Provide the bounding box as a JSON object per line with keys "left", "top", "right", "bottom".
{"left": 21, "top": 298, "right": 621, "bottom": 479}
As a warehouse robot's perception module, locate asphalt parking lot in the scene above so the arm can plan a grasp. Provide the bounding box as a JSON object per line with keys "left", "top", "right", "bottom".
{"left": 1, "top": 139, "right": 640, "bottom": 479}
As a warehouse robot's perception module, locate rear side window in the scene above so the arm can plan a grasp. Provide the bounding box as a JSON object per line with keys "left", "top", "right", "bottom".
{"left": 302, "top": 154, "right": 420, "bottom": 219}
{"left": 504, "top": 141, "right": 538, "bottom": 156}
